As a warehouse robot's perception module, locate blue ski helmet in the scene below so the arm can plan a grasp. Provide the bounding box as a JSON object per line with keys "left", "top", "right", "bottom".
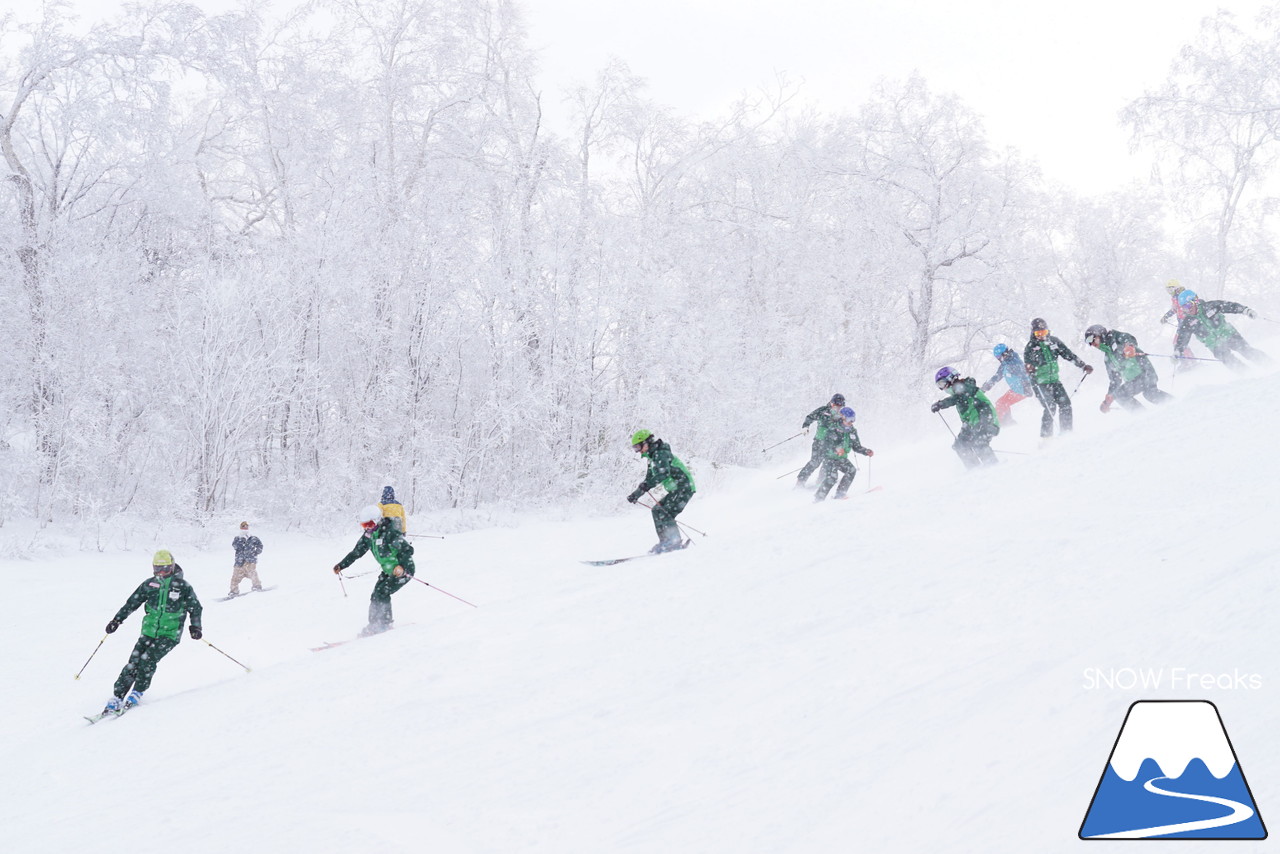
{"left": 839, "top": 406, "right": 855, "bottom": 421}
{"left": 992, "top": 343, "right": 1008, "bottom": 358}
{"left": 934, "top": 366, "right": 959, "bottom": 389}
{"left": 1177, "top": 289, "right": 1198, "bottom": 307}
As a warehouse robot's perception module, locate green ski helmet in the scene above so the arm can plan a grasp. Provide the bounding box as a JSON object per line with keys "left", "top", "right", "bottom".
{"left": 629, "top": 429, "right": 653, "bottom": 448}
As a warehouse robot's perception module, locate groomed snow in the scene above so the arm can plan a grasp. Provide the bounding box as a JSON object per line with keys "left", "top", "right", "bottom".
{"left": 2, "top": 354, "right": 1277, "bottom": 853}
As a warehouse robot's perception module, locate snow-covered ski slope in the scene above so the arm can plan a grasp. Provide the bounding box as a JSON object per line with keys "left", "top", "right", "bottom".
{"left": 2, "top": 362, "right": 1278, "bottom": 854}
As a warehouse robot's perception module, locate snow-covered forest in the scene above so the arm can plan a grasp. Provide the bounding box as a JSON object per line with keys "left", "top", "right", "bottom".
{"left": 2, "top": 0, "right": 1279, "bottom": 529}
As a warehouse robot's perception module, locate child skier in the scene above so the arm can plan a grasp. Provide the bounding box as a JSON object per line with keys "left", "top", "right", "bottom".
{"left": 1159, "top": 280, "right": 1198, "bottom": 369}
{"left": 100, "top": 549, "right": 203, "bottom": 713}
{"left": 796, "top": 394, "right": 846, "bottom": 488}
{"left": 1084, "top": 325, "right": 1173, "bottom": 412}
{"left": 227, "top": 520, "right": 265, "bottom": 597}
{"left": 626, "top": 430, "right": 696, "bottom": 553}
{"left": 1173, "top": 290, "right": 1268, "bottom": 371}
{"left": 931, "top": 367, "right": 999, "bottom": 468}
{"left": 980, "top": 343, "right": 1032, "bottom": 425}
{"left": 379, "top": 485, "right": 407, "bottom": 534}
{"left": 1023, "top": 317, "right": 1093, "bottom": 438}
{"left": 814, "top": 407, "right": 874, "bottom": 502}
{"left": 332, "top": 505, "right": 417, "bottom": 636}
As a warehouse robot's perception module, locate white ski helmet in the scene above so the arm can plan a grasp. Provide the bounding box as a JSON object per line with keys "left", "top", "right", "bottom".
{"left": 357, "top": 505, "right": 383, "bottom": 526}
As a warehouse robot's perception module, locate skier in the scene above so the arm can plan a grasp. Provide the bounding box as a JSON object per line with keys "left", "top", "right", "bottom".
{"left": 1084, "top": 325, "right": 1173, "bottom": 412}
{"left": 332, "top": 505, "right": 416, "bottom": 636}
{"left": 796, "top": 394, "right": 846, "bottom": 488}
{"left": 814, "top": 407, "right": 874, "bottom": 502}
{"left": 980, "top": 343, "right": 1032, "bottom": 425}
{"left": 100, "top": 549, "right": 203, "bottom": 713}
{"left": 626, "top": 430, "right": 696, "bottom": 553}
{"left": 930, "top": 367, "right": 999, "bottom": 468}
{"left": 379, "top": 485, "right": 407, "bottom": 534}
{"left": 1023, "top": 317, "right": 1093, "bottom": 438}
{"left": 227, "top": 520, "right": 265, "bottom": 598}
{"left": 1159, "top": 280, "right": 1198, "bottom": 368}
{"left": 1173, "top": 290, "right": 1268, "bottom": 372}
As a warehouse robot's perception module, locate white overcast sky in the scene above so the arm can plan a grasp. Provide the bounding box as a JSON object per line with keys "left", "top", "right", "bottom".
{"left": 12, "top": 0, "right": 1274, "bottom": 194}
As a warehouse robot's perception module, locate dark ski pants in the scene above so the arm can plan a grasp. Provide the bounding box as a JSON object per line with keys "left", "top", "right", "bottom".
{"left": 954, "top": 421, "right": 999, "bottom": 468}
{"left": 1032, "top": 381, "right": 1073, "bottom": 437}
{"left": 368, "top": 572, "right": 413, "bottom": 632}
{"left": 1115, "top": 373, "right": 1173, "bottom": 410}
{"left": 1212, "top": 337, "right": 1270, "bottom": 372}
{"left": 651, "top": 487, "right": 693, "bottom": 547}
{"left": 113, "top": 635, "right": 180, "bottom": 698}
{"left": 814, "top": 456, "right": 855, "bottom": 501}
{"left": 797, "top": 438, "right": 825, "bottom": 484}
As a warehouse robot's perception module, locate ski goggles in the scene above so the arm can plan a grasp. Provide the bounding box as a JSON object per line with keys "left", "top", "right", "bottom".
{"left": 1033, "top": 328, "right": 1050, "bottom": 339}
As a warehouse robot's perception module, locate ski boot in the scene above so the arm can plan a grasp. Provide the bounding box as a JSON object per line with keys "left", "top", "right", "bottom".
{"left": 124, "top": 690, "right": 144, "bottom": 709}
{"left": 103, "top": 696, "right": 123, "bottom": 714}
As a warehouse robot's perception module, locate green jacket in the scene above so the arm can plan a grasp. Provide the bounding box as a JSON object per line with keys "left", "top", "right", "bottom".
{"left": 1023, "top": 335, "right": 1087, "bottom": 384}
{"left": 1174, "top": 300, "right": 1250, "bottom": 352}
{"left": 339, "top": 519, "right": 416, "bottom": 576}
{"left": 114, "top": 574, "right": 203, "bottom": 641}
{"left": 635, "top": 438, "right": 696, "bottom": 496}
{"left": 1095, "top": 329, "right": 1152, "bottom": 393}
{"left": 802, "top": 404, "right": 840, "bottom": 443}
{"left": 934, "top": 377, "right": 999, "bottom": 429}
{"left": 825, "top": 425, "right": 871, "bottom": 460}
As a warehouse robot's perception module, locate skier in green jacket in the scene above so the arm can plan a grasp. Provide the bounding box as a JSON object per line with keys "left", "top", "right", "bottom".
{"left": 796, "top": 393, "right": 846, "bottom": 488}
{"left": 100, "top": 549, "right": 203, "bottom": 713}
{"left": 1084, "top": 324, "right": 1173, "bottom": 412}
{"left": 627, "top": 430, "right": 696, "bottom": 553}
{"left": 931, "top": 367, "right": 999, "bottom": 468}
{"left": 1023, "top": 317, "right": 1093, "bottom": 438}
{"left": 1172, "top": 290, "right": 1268, "bottom": 372}
{"left": 814, "top": 407, "right": 874, "bottom": 502}
{"left": 333, "top": 505, "right": 416, "bottom": 636}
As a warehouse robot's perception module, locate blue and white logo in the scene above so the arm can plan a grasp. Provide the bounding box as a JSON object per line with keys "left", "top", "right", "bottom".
{"left": 1080, "top": 700, "right": 1266, "bottom": 839}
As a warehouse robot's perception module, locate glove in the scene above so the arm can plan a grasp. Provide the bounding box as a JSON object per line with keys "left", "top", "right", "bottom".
{"left": 1122, "top": 344, "right": 1136, "bottom": 358}
{"left": 1025, "top": 363, "right": 1035, "bottom": 375}
{"left": 1246, "top": 308, "right": 1258, "bottom": 319}
{"left": 802, "top": 426, "right": 809, "bottom": 435}
{"left": 1082, "top": 364, "right": 1094, "bottom": 374}
{"left": 188, "top": 626, "right": 202, "bottom": 640}
{"left": 332, "top": 564, "right": 343, "bottom": 575}
{"left": 393, "top": 565, "right": 405, "bottom": 577}
{"left": 865, "top": 449, "right": 875, "bottom": 457}
{"left": 1160, "top": 315, "right": 1170, "bottom": 325}
{"left": 626, "top": 489, "right": 643, "bottom": 504}
{"left": 1100, "top": 395, "right": 1114, "bottom": 414}
{"left": 930, "top": 401, "right": 942, "bottom": 413}
{"left": 836, "top": 447, "right": 846, "bottom": 457}
{"left": 105, "top": 619, "right": 121, "bottom": 634}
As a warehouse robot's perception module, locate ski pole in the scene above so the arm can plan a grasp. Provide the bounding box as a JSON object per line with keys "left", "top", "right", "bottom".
{"left": 775, "top": 467, "right": 803, "bottom": 480}
{"left": 74, "top": 635, "right": 108, "bottom": 680}
{"left": 408, "top": 575, "right": 477, "bottom": 608}
{"left": 1071, "top": 370, "right": 1091, "bottom": 395}
{"left": 992, "top": 448, "right": 1031, "bottom": 456}
{"left": 203, "top": 639, "right": 251, "bottom": 672}
{"left": 762, "top": 432, "right": 804, "bottom": 453}
{"left": 1144, "top": 353, "right": 1222, "bottom": 362}
{"left": 935, "top": 410, "right": 956, "bottom": 439}
{"left": 404, "top": 533, "right": 445, "bottom": 540}
{"left": 337, "top": 571, "right": 348, "bottom": 598}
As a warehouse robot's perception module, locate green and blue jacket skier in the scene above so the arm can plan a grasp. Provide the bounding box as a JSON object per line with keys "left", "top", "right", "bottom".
{"left": 102, "top": 549, "right": 203, "bottom": 711}
{"left": 931, "top": 368, "right": 999, "bottom": 468}
{"left": 815, "top": 408, "right": 873, "bottom": 501}
{"left": 333, "top": 506, "right": 417, "bottom": 635}
{"left": 797, "top": 394, "right": 846, "bottom": 486}
{"left": 627, "top": 431, "right": 696, "bottom": 552}
{"left": 1022, "top": 317, "right": 1092, "bottom": 437}
{"left": 1084, "top": 325, "right": 1172, "bottom": 412}
{"left": 1172, "top": 292, "right": 1268, "bottom": 371}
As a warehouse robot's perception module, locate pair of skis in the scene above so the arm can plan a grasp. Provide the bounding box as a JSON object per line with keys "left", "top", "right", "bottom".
{"left": 84, "top": 705, "right": 132, "bottom": 725}
{"left": 214, "top": 585, "right": 278, "bottom": 603}
{"left": 581, "top": 540, "right": 692, "bottom": 566}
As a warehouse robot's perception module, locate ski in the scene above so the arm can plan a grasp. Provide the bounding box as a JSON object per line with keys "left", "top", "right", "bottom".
{"left": 582, "top": 541, "right": 691, "bottom": 566}
{"left": 84, "top": 707, "right": 127, "bottom": 725}
{"left": 310, "top": 623, "right": 412, "bottom": 652}
{"left": 216, "top": 585, "right": 278, "bottom": 602}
